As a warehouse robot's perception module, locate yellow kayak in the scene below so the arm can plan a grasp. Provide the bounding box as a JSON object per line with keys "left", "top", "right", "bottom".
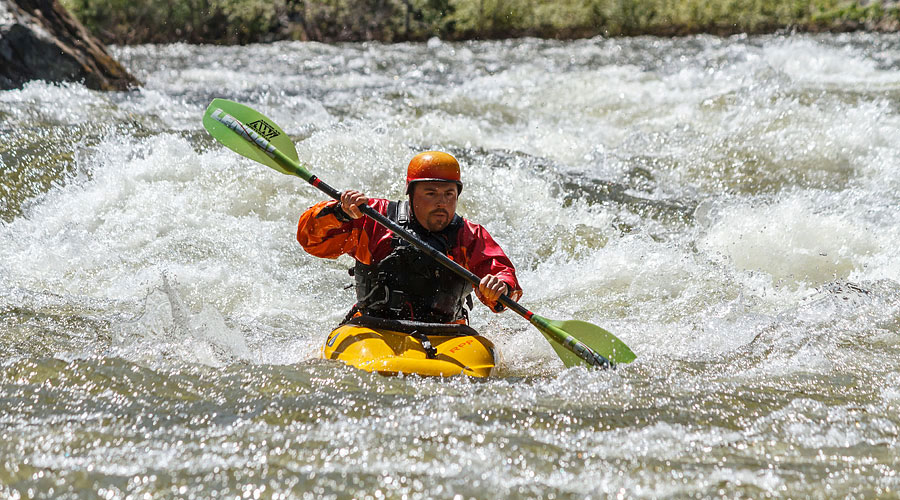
{"left": 321, "top": 316, "right": 497, "bottom": 377}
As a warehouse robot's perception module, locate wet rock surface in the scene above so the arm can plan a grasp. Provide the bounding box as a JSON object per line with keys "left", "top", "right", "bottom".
{"left": 0, "top": 0, "right": 138, "bottom": 90}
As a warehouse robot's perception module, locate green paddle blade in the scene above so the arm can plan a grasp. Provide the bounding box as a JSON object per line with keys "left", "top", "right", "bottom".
{"left": 202, "top": 98, "right": 299, "bottom": 176}
{"left": 534, "top": 316, "right": 636, "bottom": 368}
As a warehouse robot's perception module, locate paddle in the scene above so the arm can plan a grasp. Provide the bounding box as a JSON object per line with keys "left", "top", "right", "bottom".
{"left": 202, "top": 98, "right": 636, "bottom": 368}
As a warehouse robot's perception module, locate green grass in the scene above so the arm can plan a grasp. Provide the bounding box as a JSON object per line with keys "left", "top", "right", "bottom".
{"left": 59, "top": 0, "right": 900, "bottom": 44}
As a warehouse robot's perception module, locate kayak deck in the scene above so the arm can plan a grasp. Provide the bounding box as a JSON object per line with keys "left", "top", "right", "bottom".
{"left": 321, "top": 318, "right": 497, "bottom": 378}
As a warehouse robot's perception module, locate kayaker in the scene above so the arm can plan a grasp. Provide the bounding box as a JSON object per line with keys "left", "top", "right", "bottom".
{"left": 297, "top": 151, "right": 522, "bottom": 324}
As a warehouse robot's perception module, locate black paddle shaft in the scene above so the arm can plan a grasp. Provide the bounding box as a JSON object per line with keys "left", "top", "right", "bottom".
{"left": 307, "top": 174, "right": 529, "bottom": 317}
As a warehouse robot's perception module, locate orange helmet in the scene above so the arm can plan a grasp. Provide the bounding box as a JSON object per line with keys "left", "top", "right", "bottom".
{"left": 405, "top": 151, "right": 463, "bottom": 194}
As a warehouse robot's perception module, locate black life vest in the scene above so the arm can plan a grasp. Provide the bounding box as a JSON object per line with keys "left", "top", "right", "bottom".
{"left": 352, "top": 201, "right": 472, "bottom": 323}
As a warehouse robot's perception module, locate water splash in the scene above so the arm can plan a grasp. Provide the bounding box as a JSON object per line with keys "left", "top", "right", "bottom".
{"left": 2, "top": 33, "right": 900, "bottom": 498}
{"left": 110, "top": 274, "right": 250, "bottom": 367}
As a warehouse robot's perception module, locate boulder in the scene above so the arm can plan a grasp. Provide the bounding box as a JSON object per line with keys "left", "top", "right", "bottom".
{"left": 0, "top": 0, "right": 138, "bottom": 91}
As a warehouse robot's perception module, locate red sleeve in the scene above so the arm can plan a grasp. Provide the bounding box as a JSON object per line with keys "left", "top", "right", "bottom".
{"left": 453, "top": 219, "right": 522, "bottom": 312}
{"left": 296, "top": 198, "right": 392, "bottom": 265}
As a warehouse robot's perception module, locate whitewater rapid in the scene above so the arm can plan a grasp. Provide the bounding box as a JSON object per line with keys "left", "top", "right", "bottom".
{"left": 2, "top": 33, "right": 900, "bottom": 498}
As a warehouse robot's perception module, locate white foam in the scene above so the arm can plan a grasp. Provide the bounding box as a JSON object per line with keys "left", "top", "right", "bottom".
{"left": 3, "top": 34, "right": 900, "bottom": 375}
{"left": 700, "top": 191, "right": 878, "bottom": 289}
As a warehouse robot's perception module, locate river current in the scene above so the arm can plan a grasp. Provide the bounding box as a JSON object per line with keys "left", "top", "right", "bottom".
{"left": 2, "top": 33, "right": 900, "bottom": 498}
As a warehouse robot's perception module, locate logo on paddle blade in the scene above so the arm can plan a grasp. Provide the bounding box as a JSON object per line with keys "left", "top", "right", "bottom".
{"left": 247, "top": 120, "right": 280, "bottom": 140}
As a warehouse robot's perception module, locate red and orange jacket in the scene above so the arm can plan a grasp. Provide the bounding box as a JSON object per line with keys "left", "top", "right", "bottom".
{"left": 297, "top": 199, "right": 522, "bottom": 312}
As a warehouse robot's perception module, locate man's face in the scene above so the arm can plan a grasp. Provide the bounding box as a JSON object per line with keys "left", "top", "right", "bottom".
{"left": 411, "top": 181, "right": 459, "bottom": 232}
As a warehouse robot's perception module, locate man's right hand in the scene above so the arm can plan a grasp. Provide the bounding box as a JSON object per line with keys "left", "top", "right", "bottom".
{"left": 340, "top": 190, "right": 368, "bottom": 219}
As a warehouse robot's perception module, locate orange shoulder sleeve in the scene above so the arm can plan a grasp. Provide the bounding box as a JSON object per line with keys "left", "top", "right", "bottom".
{"left": 296, "top": 200, "right": 374, "bottom": 264}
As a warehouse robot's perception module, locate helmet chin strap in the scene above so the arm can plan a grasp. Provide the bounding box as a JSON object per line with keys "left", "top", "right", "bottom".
{"left": 407, "top": 192, "right": 419, "bottom": 225}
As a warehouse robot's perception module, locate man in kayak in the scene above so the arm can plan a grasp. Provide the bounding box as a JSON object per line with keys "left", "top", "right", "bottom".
{"left": 297, "top": 151, "right": 522, "bottom": 324}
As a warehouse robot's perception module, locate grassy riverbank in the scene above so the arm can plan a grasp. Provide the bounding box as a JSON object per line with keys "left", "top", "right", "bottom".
{"left": 61, "top": 0, "right": 900, "bottom": 44}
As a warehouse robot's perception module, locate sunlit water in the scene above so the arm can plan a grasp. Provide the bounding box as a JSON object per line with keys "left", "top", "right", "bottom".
{"left": 2, "top": 33, "right": 900, "bottom": 498}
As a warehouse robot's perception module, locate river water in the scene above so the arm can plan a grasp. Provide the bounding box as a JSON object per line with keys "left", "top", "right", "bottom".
{"left": 2, "top": 33, "right": 900, "bottom": 498}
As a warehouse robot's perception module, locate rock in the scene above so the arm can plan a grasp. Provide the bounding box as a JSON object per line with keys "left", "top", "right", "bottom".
{"left": 0, "top": 0, "right": 139, "bottom": 91}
